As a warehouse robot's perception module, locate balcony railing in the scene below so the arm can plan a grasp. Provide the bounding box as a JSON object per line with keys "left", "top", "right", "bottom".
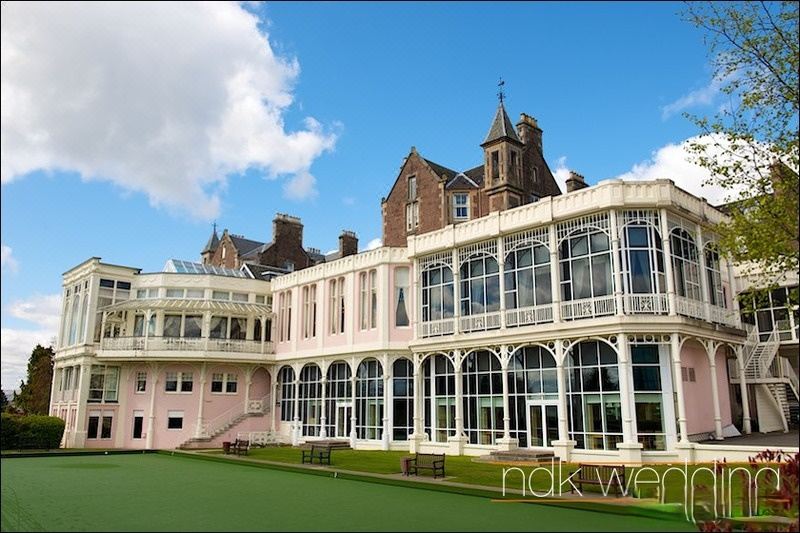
{"left": 418, "top": 318, "right": 455, "bottom": 339}
{"left": 675, "top": 296, "right": 706, "bottom": 321}
{"left": 460, "top": 311, "right": 502, "bottom": 333}
{"left": 709, "top": 305, "right": 738, "bottom": 328}
{"left": 561, "top": 295, "right": 616, "bottom": 320}
{"left": 624, "top": 294, "right": 669, "bottom": 315}
{"left": 505, "top": 304, "right": 554, "bottom": 328}
{"left": 100, "top": 336, "right": 274, "bottom": 355}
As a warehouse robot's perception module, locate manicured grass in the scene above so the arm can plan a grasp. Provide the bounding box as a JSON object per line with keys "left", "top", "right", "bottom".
{"left": 1, "top": 453, "right": 694, "bottom": 531}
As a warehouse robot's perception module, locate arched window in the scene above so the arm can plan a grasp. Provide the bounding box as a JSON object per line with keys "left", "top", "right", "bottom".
{"left": 325, "top": 361, "right": 352, "bottom": 438}
{"left": 277, "top": 366, "right": 295, "bottom": 422}
{"left": 299, "top": 364, "right": 322, "bottom": 436}
{"left": 459, "top": 254, "right": 500, "bottom": 316}
{"left": 392, "top": 358, "right": 414, "bottom": 440}
{"left": 507, "top": 346, "right": 558, "bottom": 447}
{"left": 565, "top": 341, "right": 622, "bottom": 450}
{"left": 622, "top": 222, "right": 665, "bottom": 294}
{"left": 559, "top": 227, "right": 613, "bottom": 303}
{"left": 423, "top": 355, "right": 455, "bottom": 442}
{"left": 462, "top": 351, "right": 503, "bottom": 445}
{"left": 670, "top": 229, "right": 702, "bottom": 300}
{"left": 355, "top": 359, "right": 383, "bottom": 440}
{"left": 504, "top": 241, "right": 552, "bottom": 314}
{"left": 421, "top": 264, "right": 454, "bottom": 323}
{"left": 705, "top": 245, "right": 725, "bottom": 307}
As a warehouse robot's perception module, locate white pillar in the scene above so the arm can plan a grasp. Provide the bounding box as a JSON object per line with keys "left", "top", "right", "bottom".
{"left": 410, "top": 357, "right": 423, "bottom": 450}
{"left": 736, "top": 346, "right": 752, "bottom": 434}
{"left": 696, "top": 224, "right": 711, "bottom": 321}
{"left": 555, "top": 342, "right": 569, "bottom": 441}
{"left": 382, "top": 369, "right": 391, "bottom": 451}
{"left": 194, "top": 363, "right": 207, "bottom": 438}
{"left": 707, "top": 343, "right": 724, "bottom": 439}
{"left": 660, "top": 208, "right": 677, "bottom": 316}
{"left": 319, "top": 376, "right": 328, "bottom": 438}
{"left": 244, "top": 368, "right": 253, "bottom": 413}
{"left": 145, "top": 364, "right": 160, "bottom": 448}
{"left": 617, "top": 335, "right": 635, "bottom": 442}
{"left": 452, "top": 249, "right": 460, "bottom": 334}
{"left": 349, "top": 372, "right": 357, "bottom": 448}
{"left": 453, "top": 350, "right": 464, "bottom": 437}
{"left": 497, "top": 236, "right": 506, "bottom": 328}
{"left": 548, "top": 223, "right": 562, "bottom": 323}
{"left": 270, "top": 377, "right": 278, "bottom": 433}
{"left": 292, "top": 377, "right": 301, "bottom": 445}
{"left": 497, "top": 346, "right": 517, "bottom": 450}
{"left": 609, "top": 210, "right": 625, "bottom": 315}
{"left": 670, "top": 335, "right": 689, "bottom": 442}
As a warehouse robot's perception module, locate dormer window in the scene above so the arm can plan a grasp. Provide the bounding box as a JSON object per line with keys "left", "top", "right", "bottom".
{"left": 453, "top": 193, "right": 469, "bottom": 221}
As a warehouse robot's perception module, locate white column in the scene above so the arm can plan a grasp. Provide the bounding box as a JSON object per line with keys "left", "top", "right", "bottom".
{"left": 292, "top": 376, "right": 301, "bottom": 445}
{"left": 349, "top": 371, "right": 357, "bottom": 448}
{"left": 548, "top": 223, "right": 562, "bottom": 323}
{"left": 617, "top": 335, "right": 635, "bottom": 442}
{"left": 143, "top": 310, "right": 153, "bottom": 351}
{"left": 244, "top": 368, "right": 253, "bottom": 413}
{"left": 727, "top": 260, "right": 742, "bottom": 328}
{"left": 707, "top": 343, "right": 724, "bottom": 439}
{"left": 270, "top": 376, "right": 278, "bottom": 433}
{"left": 497, "top": 346, "right": 516, "bottom": 449}
{"left": 382, "top": 364, "right": 391, "bottom": 450}
{"left": 497, "top": 236, "right": 506, "bottom": 329}
{"left": 609, "top": 211, "right": 625, "bottom": 315}
{"left": 194, "top": 363, "right": 207, "bottom": 438}
{"left": 696, "top": 224, "right": 711, "bottom": 321}
{"left": 411, "top": 357, "right": 423, "bottom": 441}
{"left": 736, "top": 346, "right": 752, "bottom": 434}
{"left": 660, "top": 209, "right": 677, "bottom": 316}
{"left": 319, "top": 376, "right": 328, "bottom": 438}
{"left": 670, "top": 335, "right": 689, "bottom": 442}
{"left": 145, "top": 364, "right": 160, "bottom": 448}
{"left": 453, "top": 350, "right": 464, "bottom": 438}
{"left": 555, "top": 342, "right": 569, "bottom": 440}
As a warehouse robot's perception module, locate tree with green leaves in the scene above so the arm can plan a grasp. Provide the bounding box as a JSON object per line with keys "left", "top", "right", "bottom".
{"left": 681, "top": 1, "right": 799, "bottom": 283}
{"left": 0, "top": 389, "right": 8, "bottom": 412}
{"left": 14, "top": 344, "right": 55, "bottom": 415}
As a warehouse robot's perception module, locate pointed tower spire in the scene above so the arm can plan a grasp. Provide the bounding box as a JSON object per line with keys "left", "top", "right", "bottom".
{"left": 482, "top": 81, "right": 521, "bottom": 146}
{"left": 201, "top": 223, "right": 220, "bottom": 254}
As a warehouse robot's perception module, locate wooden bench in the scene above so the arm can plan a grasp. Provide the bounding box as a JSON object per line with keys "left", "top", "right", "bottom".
{"left": 572, "top": 464, "right": 626, "bottom": 496}
{"left": 233, "top": 439, "right": 250, "bottom": 456}
{"left": 301, "top": 444, "right": 332, "bottom": 465}
{"left": 408, "top": 453, "right": 446, "bottom": 479}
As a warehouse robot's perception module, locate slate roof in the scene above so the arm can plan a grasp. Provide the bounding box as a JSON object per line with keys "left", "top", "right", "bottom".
{"left": 423, "top": 158, "right": 458, "bottom": 181}
{"left": 229, "top": 235, "right": 266, "bottom": 257}
{"left": 482, "top": 102, "right": 521, "bottom": 145}
{"left": 202, "top": 230, "right": 219, "bottom": 253}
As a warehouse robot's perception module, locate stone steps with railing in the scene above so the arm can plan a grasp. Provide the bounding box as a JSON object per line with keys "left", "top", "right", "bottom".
{"left": 179, "top": 394, "right": 271, "bottom": 449}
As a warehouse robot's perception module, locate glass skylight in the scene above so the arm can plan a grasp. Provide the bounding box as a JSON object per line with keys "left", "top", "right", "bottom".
{"left": 163, "top": 259, "right": 249, "bottom": 278}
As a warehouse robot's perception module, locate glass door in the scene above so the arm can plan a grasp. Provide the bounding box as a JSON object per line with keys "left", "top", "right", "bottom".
{"left": 527, "top": 401, "right": 559, "bottom": 448}
{"left": 335, "top": 403, "right": 351, "bottom": 439}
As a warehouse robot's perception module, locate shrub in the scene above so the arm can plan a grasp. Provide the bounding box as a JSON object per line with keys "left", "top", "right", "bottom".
{"left": 0, "top": 413, "right": 65, "bottom": 450}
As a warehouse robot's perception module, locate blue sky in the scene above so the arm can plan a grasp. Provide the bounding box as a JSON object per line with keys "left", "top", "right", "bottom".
{"left": 1, "top": 1, "right": 725, "bottom": 387}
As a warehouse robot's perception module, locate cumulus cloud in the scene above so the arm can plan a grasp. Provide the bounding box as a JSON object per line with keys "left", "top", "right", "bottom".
{"left": 661, "top": 78, "right": 724, "bottom": 120}
{"left": 363, "top": 238, "right": 382, "bottom": 251}
{"left": 1, "top": 293, "right": 61, "bottom": 389}
{"left": 1, "top": 244, "right": 18, "bottom": 274}
{"left": 1, "top": 2, "right": 337, "bottom": 219}
{"left": 613, "top": 135, "right": 747, "bottom": 205}
{"left": 552, "top": 156, "right": 571, "bottom": 193}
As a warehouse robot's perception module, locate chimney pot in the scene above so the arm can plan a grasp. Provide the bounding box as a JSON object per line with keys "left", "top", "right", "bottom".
{"left": 565, "top": 171, "right": 588, "bottom": 192}
{"left": 339, "top": 230, "right": 358, "bottom": 257}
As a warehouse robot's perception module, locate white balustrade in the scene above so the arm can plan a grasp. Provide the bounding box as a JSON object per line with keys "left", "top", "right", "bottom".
{"left": 100, "top": 336, "right": 274, "bottom": 355}
{"left": 560, "top": 295, "right": 616, "bottom": 320}
{"left": 418, "top": 318, "right": 456, "bottom": 338}
{"left": 675, "top": 296, "right": 706, "bottom": 320}
{"left": 459, "top": 311, "right": 502, "bottom": 333}
{"left": 623, "top": 294, "right": 669, "bottom": 315}
{"left": 505, "top": 304, "right": 554, "bottom": 327}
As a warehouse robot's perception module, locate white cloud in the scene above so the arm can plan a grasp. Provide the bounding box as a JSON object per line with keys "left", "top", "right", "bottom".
{"left": 552, "top": 156, "right": 571, "bottom": 193}
{"left": 613, "top": 135, "right": 746, "bottom": 205}
{"left": 1, "top": 293, "right": 61, "bottom": 390}
{"left": 661, "top": 78, "right": 723, "bottom": 120}
{"left": 1, "top": 244, "right": 18, "bottom": 274}
{"left": 1, "top": 2, "right": 337, "bottom": 219}
{"left": 363, "top": 238, "right": 382, "bottom": 251}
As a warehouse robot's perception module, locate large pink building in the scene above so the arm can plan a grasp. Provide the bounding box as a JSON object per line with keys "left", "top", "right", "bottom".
{"left": 50, "top": 104, "right": 799, "bottom": 463}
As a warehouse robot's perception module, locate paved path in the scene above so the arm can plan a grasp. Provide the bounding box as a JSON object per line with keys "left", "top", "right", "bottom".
{"left": 700, "top": 429, "right": 799, "bottom": 448}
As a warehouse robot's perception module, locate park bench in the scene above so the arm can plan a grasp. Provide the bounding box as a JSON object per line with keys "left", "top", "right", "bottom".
{"left": 572, "top": 463, "right": 626, "bottom": 496}
{"left": 408, "top": 453, "right": 446, "bottom": 479}
{"left": 301, "top": 444, "right": 332, "bottom": 465}
{"left": 233, "top": 439, "right": 250, "bottom": 456}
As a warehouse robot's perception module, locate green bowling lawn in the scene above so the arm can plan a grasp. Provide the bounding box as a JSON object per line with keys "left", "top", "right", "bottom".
{"left": 0, "top": 452, "right": 693, "bottom": 532}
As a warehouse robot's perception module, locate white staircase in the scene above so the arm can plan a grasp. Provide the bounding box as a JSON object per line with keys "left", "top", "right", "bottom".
{"left": 738, "top": 327, "right": 799, "bottom": 432}
{"left": 179, "top": 394, "right": 271, "bottom": 449}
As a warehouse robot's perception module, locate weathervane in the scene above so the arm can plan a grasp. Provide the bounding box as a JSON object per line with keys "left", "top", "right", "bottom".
{"left": 212, "top": 221, "right": 217, "bottom": 234}
{"left": 497, "top": 77, "right": 505, "bottom": 104}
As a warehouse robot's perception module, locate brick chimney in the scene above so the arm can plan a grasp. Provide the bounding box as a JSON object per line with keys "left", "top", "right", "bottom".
{"left": 273, "top": 213, "right": 303, "bottom": 248}
{"left": 339, "top": 230, "right": 358, "bottom": 257}
{"left": 516, "top": 113, "right": 543, "bottom": 152}
{"left": 565, "top": 171, "right": 588, "bottom": 192}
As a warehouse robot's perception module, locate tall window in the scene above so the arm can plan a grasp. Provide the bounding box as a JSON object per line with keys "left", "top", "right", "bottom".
{"left": 423, "top": 355, "right": 456, "bottom": 442}
{"left": 392, "top": 359, "right": 414, "bottom": 441}
{"left": 329, "top": 278, "right": 345, "bottom": 335}
{"left": 631, "top": 344, "right": 666, "bottom": 451}
{"left": 299, "top": 364, "right": 322, "bottom": 437}
{"left": 462, "top": 351, "right": 504, "bottom": 445}
{"left": 278, "top": 292, "right": 292, "bottom": 342}
{"left": 359, "top": 272, "right": 368, "bottom": 330}
{"left": 504, "top": 241, "right": 552, "bottom": 311}
{"left": 491, "top": 151, "right": 500, "bottom": 181}
{"left": 278, "top": 366, "right": 296, "bottom": 422}
{"left": 421, "top": 265, "right": 454, "bottom": 324}
{"left": 94, "top": 279, "right": 130, "bottom": 342}
{"left": 704, "top": 245, "right": 725, "bottom": 307}
{"left": 406, "top": 176, "right": 419, "bottom": 232}
{"left": 559, "top": 228, "right": 613, "bottom": 302}
{"left": 394, "top": 267, "right": 410, "bottom": 327}
{"left": 622, "top": 222, "right": 665, "bottom": 294}
{"left": 507, "top": 346, "right": 558, "bottom": 447}
{"left": 355, "top": 359, "right": 383, "bottom": 440}
{"left": 670, "top": 229, "right": 702, "bottom": 300}
{"left": 88, "top": 365, "right": 119, "bottom": 403}
{"left": 453, "top": 193, "right": 469, "bottom": 220}
{"left": 565, "top": 341, "right": 622, "bottom": 450}
{"left": 325, "top": 361, "right": 352, "bottom": 437}
{"left": 133, "top": 313, "right": 156, "bottom": 337}
{"left": 370, "top": 270, "right": 377, "bottom": 330}
{"left": 135, "top": 371, "right": 147, "bottom": 393}
{"left": 407, "top": 176, "right": 417, "bottom": 200}
{"left": 302, "top": 284, "right": 317, "bottom": 339}
{"left": 740, "top": 285, "right": 800, "bottom": 341}
{"left": 358, "top": 271, "right": 377, "bottom": 330}
{"left": 460, "top": 254, "right": 500, "bottom": 317}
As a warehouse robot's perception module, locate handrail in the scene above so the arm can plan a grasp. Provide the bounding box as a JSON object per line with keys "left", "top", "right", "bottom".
{"left": 198, "top": 401, "right": 246, "bottom": 438}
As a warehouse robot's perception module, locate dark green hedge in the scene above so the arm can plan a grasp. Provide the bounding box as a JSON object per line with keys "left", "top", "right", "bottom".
{"left": 0, "top": 413, "right": 65, "bottom": 450}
